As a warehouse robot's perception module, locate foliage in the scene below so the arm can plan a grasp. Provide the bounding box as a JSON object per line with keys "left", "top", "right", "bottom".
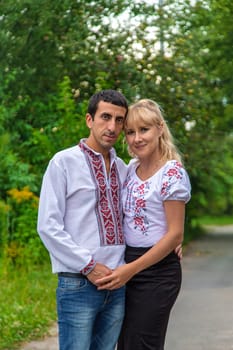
{"left": 23, "top": 75, "right": 90, "bottom": 182}
{"left": 0, "top": 0, "right": 232, "bottom": 261}
{"left": 181, "top": 0, "right": 233, "bottom": 219}
{"left": 0, "top": 1, "right": 233, "bottom": 347}
{"left": 194, "top": 215, "right": 233, "bottom": 226}
{"left": 0, "top": 0, "right": 233, "bottom": 246}
{"left": 0, "top": 200, "right": 10, "bottom": 250}
{"left": 3, "top": 187, "right": 48, "bottom": 265}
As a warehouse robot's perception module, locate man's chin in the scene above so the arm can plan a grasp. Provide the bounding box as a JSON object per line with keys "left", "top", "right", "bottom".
{"left": 103, "top": 142, "right": 114, "bottom": 149}
{"left": 103, "top": 137, "right": 116, "bottom": 147}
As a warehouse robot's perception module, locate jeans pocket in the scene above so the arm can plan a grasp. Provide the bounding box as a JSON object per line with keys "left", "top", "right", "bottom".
{"left": 58, "top": 276, "right": 88, "bottom": 291}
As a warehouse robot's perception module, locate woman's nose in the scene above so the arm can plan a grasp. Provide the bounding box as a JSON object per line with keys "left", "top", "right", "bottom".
{"left": 134, "top": 132, "right": 141, "bottom": 142}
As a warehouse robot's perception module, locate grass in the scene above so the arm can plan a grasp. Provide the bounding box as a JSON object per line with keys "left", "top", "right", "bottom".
{"left": 0, "top": 260, "right": 57, "bottom": 350}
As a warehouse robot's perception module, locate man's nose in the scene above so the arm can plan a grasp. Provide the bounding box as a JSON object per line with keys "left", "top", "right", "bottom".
{"left": 108, "top": 119, "right": 116, "bottom": 131}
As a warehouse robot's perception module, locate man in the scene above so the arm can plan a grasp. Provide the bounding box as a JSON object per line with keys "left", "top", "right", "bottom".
{"left": 37, "top": 89, "right": 128, "bottom": 350}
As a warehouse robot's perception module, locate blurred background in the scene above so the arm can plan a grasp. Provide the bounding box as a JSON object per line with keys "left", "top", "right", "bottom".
{"left": 0, "top": 0, "right": 232, "bottom": 348}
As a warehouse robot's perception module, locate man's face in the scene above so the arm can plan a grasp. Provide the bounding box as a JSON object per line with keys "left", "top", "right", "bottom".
{"left": 86, "top": 101, "right": 127, "bottom": 154}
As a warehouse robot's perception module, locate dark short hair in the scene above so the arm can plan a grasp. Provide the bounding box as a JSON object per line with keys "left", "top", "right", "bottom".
{"left": 87, "top": 89, "right": 128, "bottom": 119}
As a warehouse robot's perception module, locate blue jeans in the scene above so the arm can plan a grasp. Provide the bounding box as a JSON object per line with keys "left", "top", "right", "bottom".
{"left": 56, "top": 275, "right": 125, "bottom": 350}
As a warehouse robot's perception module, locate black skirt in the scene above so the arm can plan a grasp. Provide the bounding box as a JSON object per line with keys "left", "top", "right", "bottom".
{"left": 117, "top": 246, "right": 182, "bottom": 350}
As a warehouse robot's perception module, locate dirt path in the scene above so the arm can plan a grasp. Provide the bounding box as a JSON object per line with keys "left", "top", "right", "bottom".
{"left": 19, "top": 323, "right": 58, "bottom": 350}
{"left": 19, "top": 225, "right": 233, "bottom": 350}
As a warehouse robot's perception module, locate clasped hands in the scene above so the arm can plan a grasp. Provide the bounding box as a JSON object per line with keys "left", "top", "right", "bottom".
{"left": 87, "top": 262, "right": 133, "bottom": 290}
{"left": 98, "top": 264, "right": 134, "bottom": 290}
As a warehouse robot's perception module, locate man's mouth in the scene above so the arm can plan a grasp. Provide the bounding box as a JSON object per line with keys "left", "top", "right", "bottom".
{"left": 104, "top": 134, "right": 116, "bottom": 140}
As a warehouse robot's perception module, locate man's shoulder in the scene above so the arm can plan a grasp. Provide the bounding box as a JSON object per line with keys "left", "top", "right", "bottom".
{"left": 114, "top": 157, "right": 128, "bottom": 183}
{"left": 47, "top": 145, "right": 84, "bottom": 170}
{"left": 52, "top": 144, "right": 81, "bottom": 160}
{"left": 115, "top": 156, "right": 127, "bottom": 167}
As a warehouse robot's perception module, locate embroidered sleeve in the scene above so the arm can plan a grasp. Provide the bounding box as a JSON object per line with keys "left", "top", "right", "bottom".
{"left": 160, "top": 161, "right": 191, "bottom": 203}
{"left": 80, "top": 258, "right": 96, "bottom": 275}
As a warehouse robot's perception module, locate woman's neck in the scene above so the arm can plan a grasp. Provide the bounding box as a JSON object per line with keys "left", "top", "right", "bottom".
{"left": 136, "top": 157, "right": 165, "bottom": 180}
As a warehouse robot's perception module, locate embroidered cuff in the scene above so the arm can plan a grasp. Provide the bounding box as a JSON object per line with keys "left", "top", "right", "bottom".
{"left": 81, "top": 258, "right": 96, "bottom": 275}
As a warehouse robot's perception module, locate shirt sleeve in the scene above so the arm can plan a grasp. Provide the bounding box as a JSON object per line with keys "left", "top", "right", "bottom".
{"left": 37, "top": 156, "right": 96, "bottom": 274}
{"left": 160, "top": 161, "right": 191, "bottom": 203}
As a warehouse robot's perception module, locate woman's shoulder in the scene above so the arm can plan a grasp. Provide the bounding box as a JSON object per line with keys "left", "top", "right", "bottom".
{"left": 163, "top": 159, "right": 183, "bottom": 169}
{"left": 161, "top": 160, "right": 189, "bottom": 177}
{"left": 160, "top": 160, "right": 191, "bottom": 202}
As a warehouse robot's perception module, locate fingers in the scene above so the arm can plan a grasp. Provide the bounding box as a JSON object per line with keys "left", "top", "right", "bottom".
{"left": 175, "top": 244, "right": 183, "bottom": 260}
{"left": 95, "top": 275, "right": 120, "bottom": 290}
{"left": 97, "top": 280, "right": 119, "bottom": 291}
{"left": 95, "top": 274, "right": 113, "bottom": 285}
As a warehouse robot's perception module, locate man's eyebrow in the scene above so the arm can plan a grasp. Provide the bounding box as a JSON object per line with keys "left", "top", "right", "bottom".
{"left": 101, "top": 112, "right": 112, "bottom": 116}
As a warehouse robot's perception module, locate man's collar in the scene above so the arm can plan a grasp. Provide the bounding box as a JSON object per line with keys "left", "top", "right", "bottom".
{"left": 79, "top": 138, "right": 117, "bottom": 160}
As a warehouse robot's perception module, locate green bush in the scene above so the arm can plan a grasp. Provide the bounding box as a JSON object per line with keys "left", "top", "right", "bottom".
{"left": 5, "top": 187, "right": 48, "bottom": 266}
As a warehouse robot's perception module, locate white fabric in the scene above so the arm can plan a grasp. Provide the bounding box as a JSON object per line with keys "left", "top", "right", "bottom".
{"left": 37, "top": 140, "right": 127, "bottom": 274}
{"left": 122, "top": 159, "right": 191, "bottom": 247}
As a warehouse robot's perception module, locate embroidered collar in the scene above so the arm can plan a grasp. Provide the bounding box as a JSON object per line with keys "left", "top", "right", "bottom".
{"left": 78, "top": 138, "right": 117, "bottom": 162}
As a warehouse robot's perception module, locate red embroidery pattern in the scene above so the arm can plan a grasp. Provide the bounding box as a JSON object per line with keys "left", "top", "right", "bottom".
{"left": 123, "top": 176, "right": 150, "bottom": 235}
{"left": 79, "top": 142, "right": 124, "bottom": 246}
{"left": 81, "top": 258, "right": 96, "bottom": 275}
{"left": 161, "top": 161, "right": 183, "bottom": 197}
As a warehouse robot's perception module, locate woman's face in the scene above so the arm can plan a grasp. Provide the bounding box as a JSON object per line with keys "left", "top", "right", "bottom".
{"left": 125, "top": 119, "right": 163, "bottom": 160}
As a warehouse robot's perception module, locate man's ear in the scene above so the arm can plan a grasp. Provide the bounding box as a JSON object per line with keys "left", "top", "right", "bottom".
{"left": 86, "top": 113, "right": 93, "bottom": 128}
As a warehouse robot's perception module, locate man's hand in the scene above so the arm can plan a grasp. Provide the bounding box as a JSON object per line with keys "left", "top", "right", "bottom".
{"left": 175, "top": 243, "right": 183, "bottom": 260}
{"left": 86, "top": 263, "right": 112, "bottom": 285}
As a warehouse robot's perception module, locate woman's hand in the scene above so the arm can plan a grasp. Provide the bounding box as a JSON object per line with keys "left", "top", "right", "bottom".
{"left": 95, "top": 264, "right": 135, "bottom": 290}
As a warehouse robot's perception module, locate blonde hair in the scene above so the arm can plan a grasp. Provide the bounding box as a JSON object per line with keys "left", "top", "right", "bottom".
{"left": 125, "top": 99, "right": 182, "bottom": 163}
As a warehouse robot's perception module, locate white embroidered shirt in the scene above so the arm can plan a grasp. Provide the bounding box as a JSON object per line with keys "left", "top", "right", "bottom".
{"left": 37, "top": 139, "right": 127, "bottom": 274}
{"left": 122, "top": 159, "right": 191, "bottom": 247}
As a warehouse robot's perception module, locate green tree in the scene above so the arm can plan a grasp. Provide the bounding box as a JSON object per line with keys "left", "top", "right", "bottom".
{"left": 1, "top": 0, "right": 233, "bottom": 247}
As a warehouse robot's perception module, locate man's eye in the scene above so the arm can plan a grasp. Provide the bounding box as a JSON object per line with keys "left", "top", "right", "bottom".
{"left": 126, "top": 130, "right": 134, "bottom": 135}
{"left": 102, "top": 114, "right": 111, "bottom": 120}
{"left": 116, "top": 117, "right": 124, "bottom": 124}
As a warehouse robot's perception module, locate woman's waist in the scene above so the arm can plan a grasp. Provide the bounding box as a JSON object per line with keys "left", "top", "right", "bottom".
{"left": 125, "top": 245, "right": 180, "bottom": 266}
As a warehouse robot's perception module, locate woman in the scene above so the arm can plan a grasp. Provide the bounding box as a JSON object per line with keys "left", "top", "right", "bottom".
{"left": 96, "top": 99, "right": 191, "bottom": 349}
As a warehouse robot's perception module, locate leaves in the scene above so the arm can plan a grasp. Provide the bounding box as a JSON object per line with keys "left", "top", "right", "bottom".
{"left": 0, "top": 0, "right": 232, "bottom": 247}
